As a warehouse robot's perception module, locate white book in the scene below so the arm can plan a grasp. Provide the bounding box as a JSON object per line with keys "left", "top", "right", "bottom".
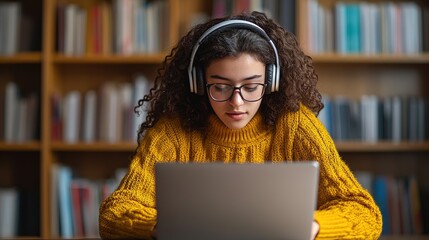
{"left": 307, "top": 0, "right": 318, "bottom": 53}
{"left": 317, "top": 3, "right": 326, "bottom": 53}
{"left": 4, "top": 2, "right": 21, "bottom": 55}
{"left": 63, "top": 91, "right": 81, "bottom": 143}
{"left": 64, "top": 4, "right": 77, "bottom": 56}
{"left": 360, "top": 3, "right": 371, "bottom": 54}
{"left": 74, "top": 7, "right": 87, "bottom": 55}
{"left": 4, "top": 82, "right": 19, "bottom": 143}
{"left": 100, "top": 82, "right": 119, "bottom": 143}
{"left": 405, "top": 3, "right": 422, "bottom": 54}
{"left": 335, "top": 2, "right": 347, "bottom": 54}
{"left": 361, "top": 95, "right": 379, "bottom": 143}
{"left": 82, "top": 90, "right": 97, "bottom": 143}
{"left": 0, "top": 188, "right": 19, "bottom": 237}
{"left": 369, "top": 4, "right": 381, "bottom": 54}
{"left": 250, "top": 0, "right": 263, "bottom": 13}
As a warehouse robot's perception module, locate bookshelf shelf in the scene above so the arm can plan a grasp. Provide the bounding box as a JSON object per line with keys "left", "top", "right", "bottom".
{"left": 51, "top": 142, "right": 137, "bottom": 151}
{"left": 0, "top": 142, "right": 41, "bottom": 151}
{"left": 53, "top": 53, "right": 167, "bottom": 64}
{"left": 311, "top": 53, "right": 429, "bottom": 64}
{"left": 336, "top": 141, "right": 429, "bottom": 152}
{"left": 0, "top": 53, "right": 42, "bottom": 63}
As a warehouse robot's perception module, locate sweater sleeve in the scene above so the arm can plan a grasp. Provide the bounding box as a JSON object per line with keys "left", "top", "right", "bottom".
{"left": 98, "top": 118, "right": 179, "bottom": 239}
{"left": 293, "top": 106, "right": 382, "bottom": 239}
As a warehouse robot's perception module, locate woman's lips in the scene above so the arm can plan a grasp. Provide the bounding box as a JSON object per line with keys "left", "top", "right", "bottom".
{"left": 226, "top": 112, "right": 246, "bottom": 120}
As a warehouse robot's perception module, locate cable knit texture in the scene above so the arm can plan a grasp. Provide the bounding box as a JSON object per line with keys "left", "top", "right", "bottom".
{"left": 99, "top": 105, "right": 382, "bottom": 239}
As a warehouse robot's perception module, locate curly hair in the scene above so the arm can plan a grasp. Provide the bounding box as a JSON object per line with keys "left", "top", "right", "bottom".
{"left": 134, "top": 11, "right": 323, "bottom": 143}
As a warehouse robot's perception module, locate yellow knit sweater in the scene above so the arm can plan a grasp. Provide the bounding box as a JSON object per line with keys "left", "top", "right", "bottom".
{"left": 99, "top": 105, "right": 382, "bottom": 239}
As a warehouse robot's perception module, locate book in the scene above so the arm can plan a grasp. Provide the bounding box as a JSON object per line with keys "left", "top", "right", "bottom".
{"left": 278, "top": 0, "right": 295, "bottom": 34}
{"left": 1, "top": 2, "right": 21, "bottom": 55}
{"left": 16, "top": 98, "right": 28, "bottom": 143}
{"left": 50, "top": 164, "right": 60, "bottom": 237}
{"left": 70, "top": 180, "right": 85, "bottom": 237}
{"left": 345, "top": 4, "right": 361, "bottom": 53}
{"left": 373, "top": 175, "right": 390, "bottom": 234}
{"left": 82, "top": 90, "right": 97, "bottom": 143}
{"left": 63, "top": 91, "right": 81, "bottom": 143}
{"left": 4, "top": 82, "right": 19, "bottom": 143}
{"left": 0, "top": 188, "right": 19, "bottom": 237}
{"left": 57, "top": 165, "right": 74, "bottom": 237}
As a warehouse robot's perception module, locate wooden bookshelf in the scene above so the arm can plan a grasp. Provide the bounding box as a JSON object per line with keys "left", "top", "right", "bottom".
{"left": 0, "top": 0, "right": 429, "bottom": 238}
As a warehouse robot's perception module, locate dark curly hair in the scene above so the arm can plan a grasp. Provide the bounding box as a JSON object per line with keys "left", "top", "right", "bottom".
{"left": 135, "top": 11, "right": 323, "bottom": 143}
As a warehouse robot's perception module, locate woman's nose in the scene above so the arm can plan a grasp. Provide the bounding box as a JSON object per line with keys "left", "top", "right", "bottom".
{"left": 229, "top": 89, "right": 244, "bottom": 107}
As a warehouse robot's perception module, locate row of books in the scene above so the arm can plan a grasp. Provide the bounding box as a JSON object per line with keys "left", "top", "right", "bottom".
{"left": 307, "top": 1, "right": 429, "bottom": 54}
{"left": 355, "top": 172, "right": 424, "bottom": 235}
{"left": 51, "top": 74, "right": 152, "bottom": 143}
{"left": 0, "top": 187, "right": 39, "bottom": 237}
{"left": 211, "top": 0, "right": 296, "bottom": 34}
{"left": 0, "top": 82, "right": 39, "bottom": 143}
{"left": 318, "top": 95, "right": 429, "bottom": 142}
{"left": 57, "top": 0, "right": 169, "bottom": 56}
{"left": 0, "top": 2, "right": 40, "bottom": 55}
{"left": 50, "top": 164, "right": 126, "bottom": 238}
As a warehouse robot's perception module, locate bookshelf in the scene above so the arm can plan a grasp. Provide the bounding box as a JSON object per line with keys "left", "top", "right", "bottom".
{"left": 0, "top": 0, "right": 428, "bottom": 238}
{"left": 299, "top": 0, "right": 429, "bottom": 237}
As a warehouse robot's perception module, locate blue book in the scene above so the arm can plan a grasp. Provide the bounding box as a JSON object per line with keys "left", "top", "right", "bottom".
{"left": 346, "top": 4, "right": 361, "bottom": 53}
{"left": 372, "top": 175, "right": 390, "bottom": 234}
{"left": 58, "top": 165, "right": 74, "bottom": 237}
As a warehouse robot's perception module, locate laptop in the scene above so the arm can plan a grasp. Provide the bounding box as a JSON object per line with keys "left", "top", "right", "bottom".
{"left": 155, "top": 161, "right": 319, "bottom": 240}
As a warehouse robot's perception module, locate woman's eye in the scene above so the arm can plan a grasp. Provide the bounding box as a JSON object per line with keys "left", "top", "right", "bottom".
{"left": 243, "top": 84, "right": 258, "bottom": 92}
{"left": 214, "top": 84, "right": 230, "bottom": 91}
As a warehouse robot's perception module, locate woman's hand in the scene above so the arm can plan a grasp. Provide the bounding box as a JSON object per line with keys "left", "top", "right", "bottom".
{"left": 311, "top": 220, "right": 320, "bottom": 240}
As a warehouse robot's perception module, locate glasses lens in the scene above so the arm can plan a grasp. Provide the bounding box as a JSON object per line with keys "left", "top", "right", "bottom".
{"left": 209, "top": 84, "right": 233, "bottom": 101}
{"left": 208, "top": 83, "right": 265, "bottom": 102}
{"left": 240, "top": 83, "right": 265, "bottom": 101}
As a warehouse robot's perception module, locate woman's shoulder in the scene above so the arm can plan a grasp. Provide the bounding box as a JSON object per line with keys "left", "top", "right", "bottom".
{"left": 149, "top": 115, "right": 188, "bottom": 135}
{"left": 276, "top": 103, "right": 326, "bottom": 135}
{"left": 141, "top": 115, "right": 189, "bottom": 144}
{"left": 279, "top": 103, "right": 319, "bottom": 125}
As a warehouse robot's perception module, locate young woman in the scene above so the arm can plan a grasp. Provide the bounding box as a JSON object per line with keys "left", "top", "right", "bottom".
{"left": 99, "top": 11, "right": 382, "bottom": 239}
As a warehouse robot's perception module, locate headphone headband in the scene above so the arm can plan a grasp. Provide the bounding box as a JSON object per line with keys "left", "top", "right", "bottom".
{"left": 188, "top": 19, "right": 280, "bottom": 94}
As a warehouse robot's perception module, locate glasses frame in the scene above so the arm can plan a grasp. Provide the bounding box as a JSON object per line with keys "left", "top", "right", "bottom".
{"left": 206, "top": 83, "right": 267, "bottom": 102}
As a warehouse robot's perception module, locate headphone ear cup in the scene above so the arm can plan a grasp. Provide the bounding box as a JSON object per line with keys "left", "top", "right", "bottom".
{"left": 265, "top": 64, "right": 274, "bottom": 94}
{"left": 195, "top": 66, "right": 205, "bottom": 95}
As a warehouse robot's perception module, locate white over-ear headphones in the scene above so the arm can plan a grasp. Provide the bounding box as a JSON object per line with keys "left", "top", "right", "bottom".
{"left": 187, "top": 19, "right": 281, "bottom": 95}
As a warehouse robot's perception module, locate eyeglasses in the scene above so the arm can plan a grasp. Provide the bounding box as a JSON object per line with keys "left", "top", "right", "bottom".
{"left": 206, "top": 83, "right": 267, "bottom": 102}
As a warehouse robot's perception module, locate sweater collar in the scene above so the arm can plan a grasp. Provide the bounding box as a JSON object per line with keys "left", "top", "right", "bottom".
{"left": 207, "top": 113, "right": 270, "bottom": 145}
